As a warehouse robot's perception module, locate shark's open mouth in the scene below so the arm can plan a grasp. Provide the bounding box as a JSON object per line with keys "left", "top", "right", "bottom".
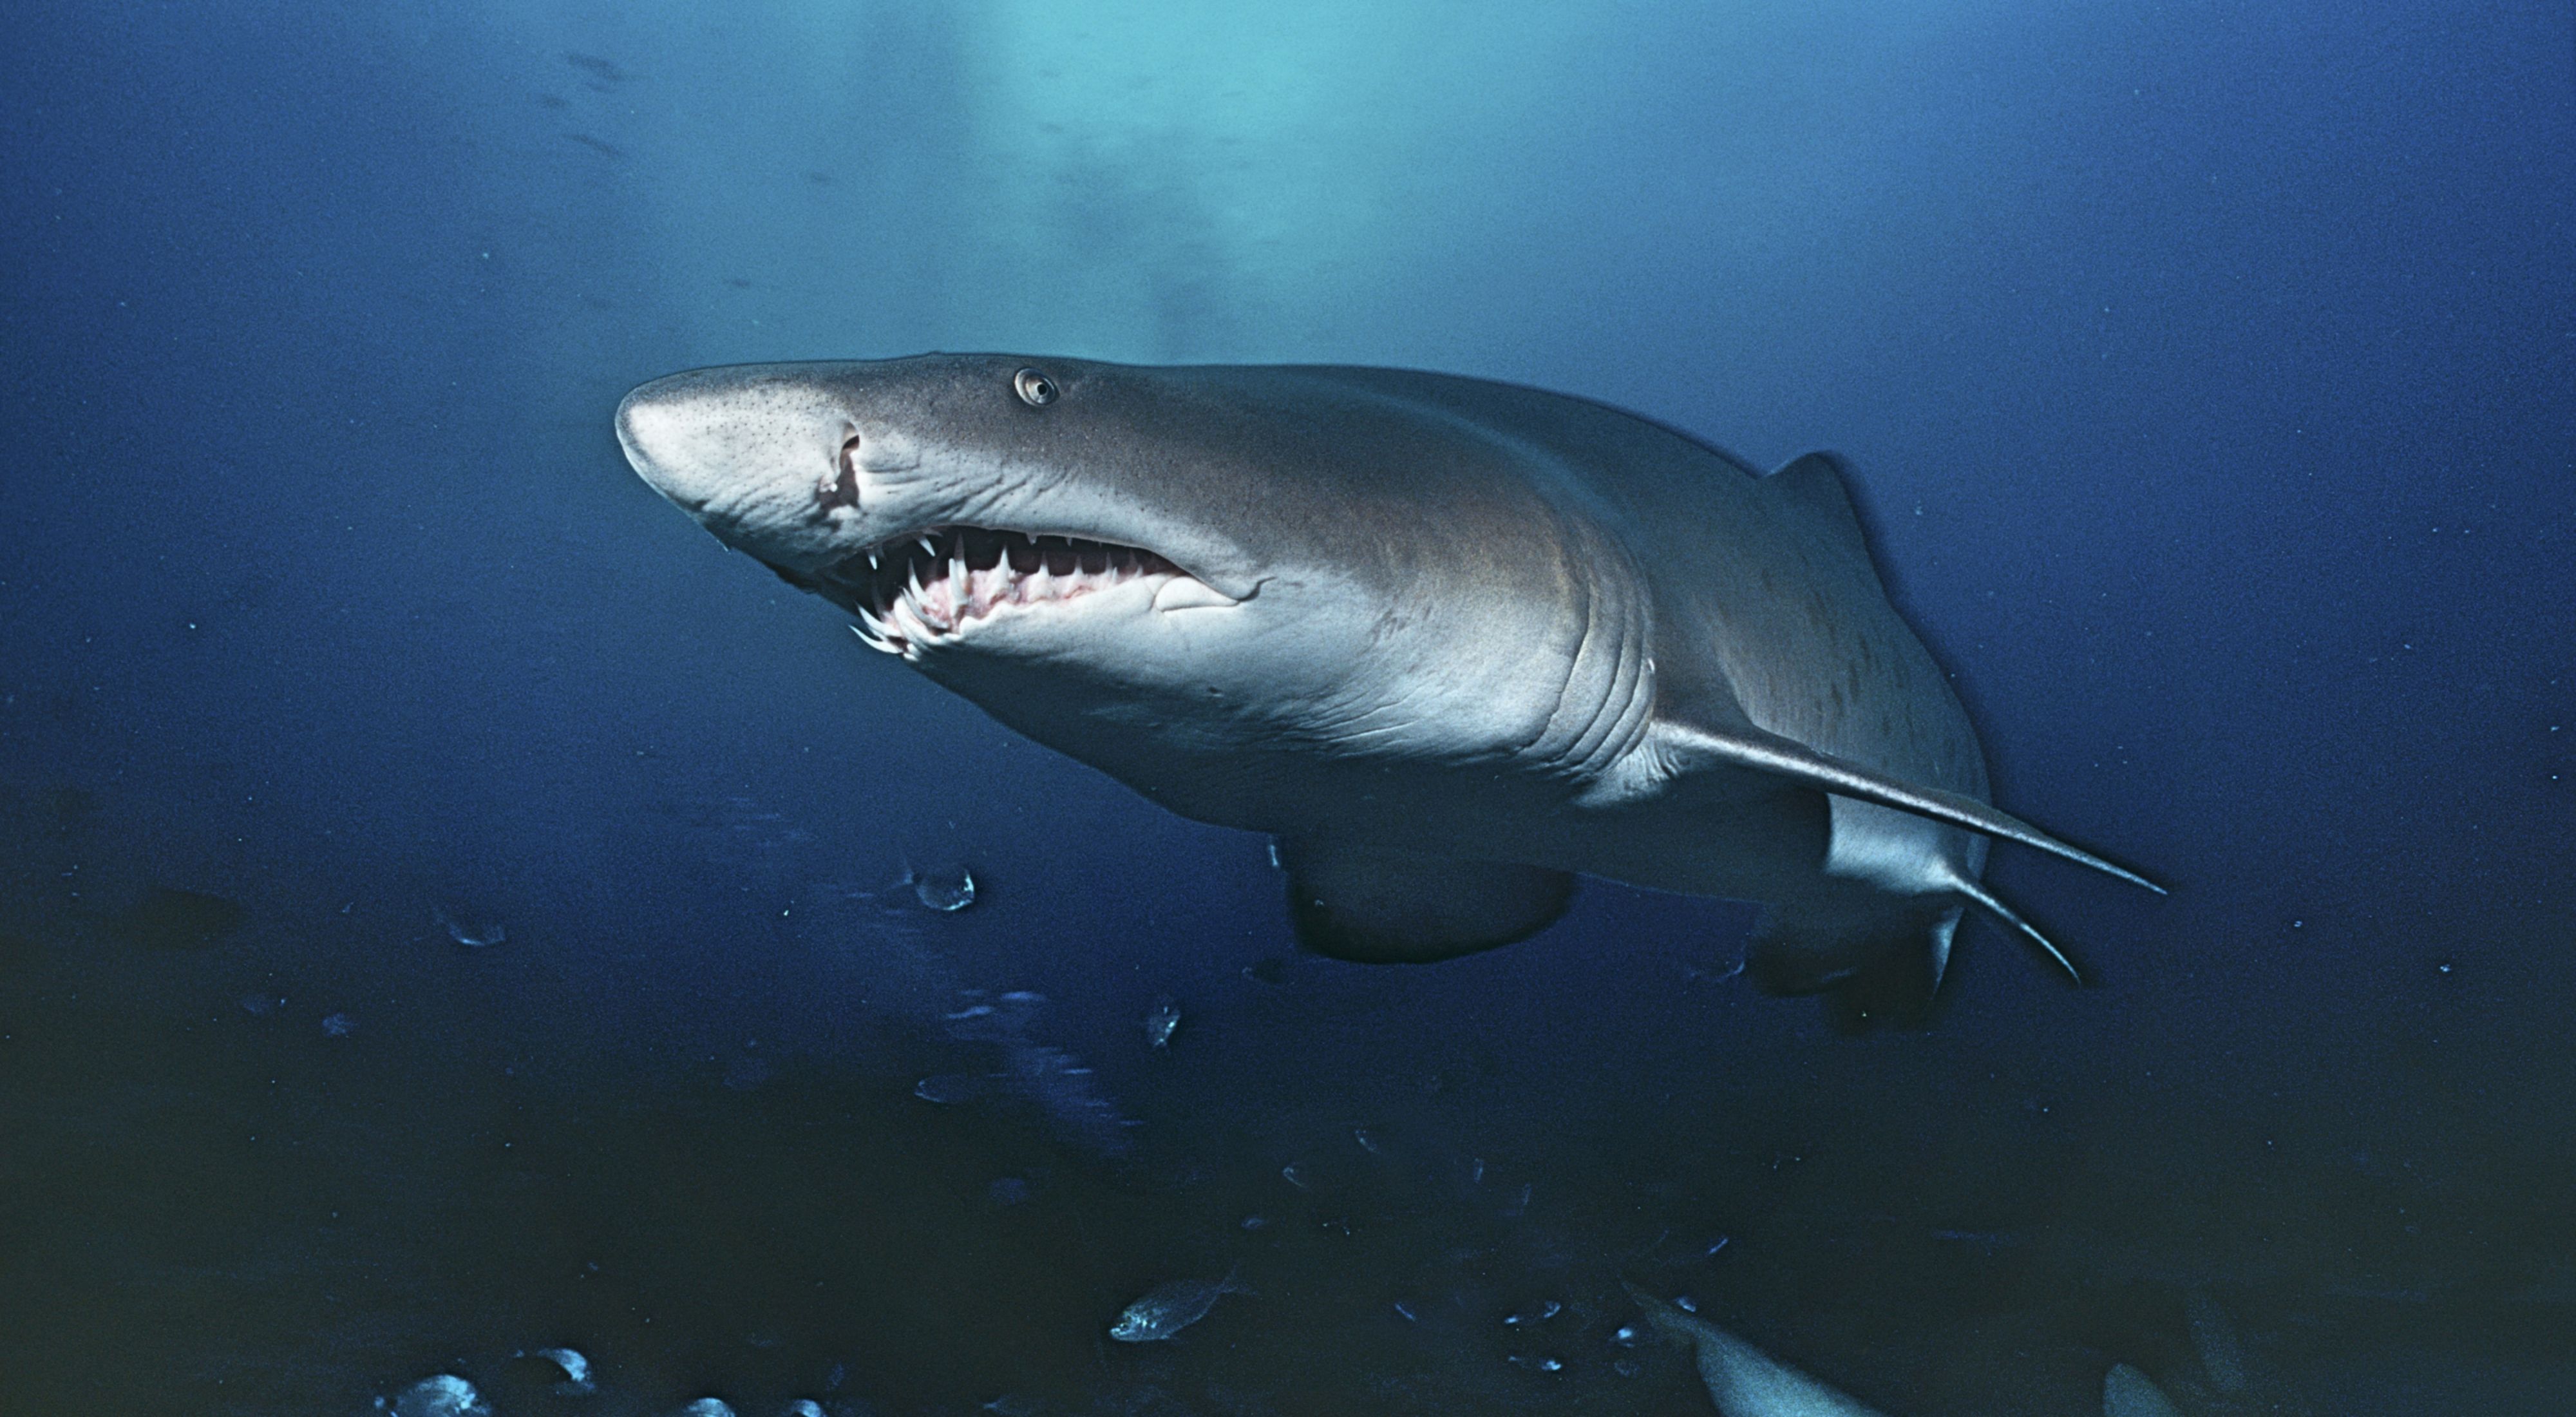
{"left": 824, "top": 526, "right": 1219, "bottom": 656}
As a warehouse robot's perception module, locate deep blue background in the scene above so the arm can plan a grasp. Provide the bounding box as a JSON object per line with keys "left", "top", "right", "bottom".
{"left": 3, "top": 3, "right": 2570, "bottom": 1414}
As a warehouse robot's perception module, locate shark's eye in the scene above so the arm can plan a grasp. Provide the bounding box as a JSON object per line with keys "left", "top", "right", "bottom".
{"left": 1012, "top": 367, "right": 1059, "bottom": 408}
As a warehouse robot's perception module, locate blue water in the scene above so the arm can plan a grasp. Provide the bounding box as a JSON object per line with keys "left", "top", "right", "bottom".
{"left": 2, "top": 2, "right": 2570, "bottom": 1413}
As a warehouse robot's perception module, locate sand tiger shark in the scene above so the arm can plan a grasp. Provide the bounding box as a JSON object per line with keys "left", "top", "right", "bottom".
{"left": 616, "top": 356, "right": 2155, "bottom": 1003}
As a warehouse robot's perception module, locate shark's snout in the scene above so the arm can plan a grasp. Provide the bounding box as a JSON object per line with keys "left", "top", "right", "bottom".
{"left": 614, "top": 377, "right": 721, "bottom": 511}
{"left": 614, "top": 367, "right": 868, "bottom": 573}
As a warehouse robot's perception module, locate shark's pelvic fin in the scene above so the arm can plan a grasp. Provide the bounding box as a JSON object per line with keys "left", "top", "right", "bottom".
{"left": 1278, "top": 841, "right": 1576, "bottom": 964}
{"left": 1649, "top": 720, "right": 2163, "bottom": 895}
{"left": 1926, "top": 903, "right": 1964, "bottom": 989}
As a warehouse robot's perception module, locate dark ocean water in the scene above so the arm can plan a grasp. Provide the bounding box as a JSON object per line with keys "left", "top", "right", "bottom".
{"left": 2, "top": 2, "right": 2570, "bottom": 1414}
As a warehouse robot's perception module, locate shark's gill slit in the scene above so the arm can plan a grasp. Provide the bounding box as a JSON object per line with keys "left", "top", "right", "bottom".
{"left": 830, "top": 526, "right": 1195, "bottom": 654}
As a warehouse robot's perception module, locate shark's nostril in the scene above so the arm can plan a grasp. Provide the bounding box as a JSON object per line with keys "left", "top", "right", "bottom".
{"left": 819, "top": 452, "right": 860, "bottom": 513}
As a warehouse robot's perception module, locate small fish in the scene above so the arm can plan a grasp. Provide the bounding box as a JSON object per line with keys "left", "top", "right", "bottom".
{"left": 1108, "top": 1268, "right": 1253, "bottom": 1342}
{"left": 1662, "top": 1235, "right": 1730, "bottom": 1267}
{"left": 434, "top": 907, "right": 507, "bottom": 949}
{"left": 562, "top": 52, "right": 627, "bottom": 82}
{"left": 902, "top": 858, "right": 976, "bottom": 911}
{"left": 913, "top": 1072, "right": 989, "bottom": 1105}
{"left": 1240, "top": 955, "right": 1291, "bottom": 986}
{"left": 1142, "top": 995, "right": 1182, "bottom": 1049}
{"left": 391, "top": 1374, "right": 489, "bottom": 1417}
{"left": 518, "top": 1347, "right": 592, "bottom": 1396}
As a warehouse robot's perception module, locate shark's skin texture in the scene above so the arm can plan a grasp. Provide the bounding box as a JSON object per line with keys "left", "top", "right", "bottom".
{"left": 618, "top": 356, "right": 2154, "bottom": 999}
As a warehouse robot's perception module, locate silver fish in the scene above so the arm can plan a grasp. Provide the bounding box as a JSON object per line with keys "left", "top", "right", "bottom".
{"left": 1142, "top": 994, "right": 1182, "bottom": 1049}
{"left": 1108, "top": 1268, "right": 1253, "bottom": 1342}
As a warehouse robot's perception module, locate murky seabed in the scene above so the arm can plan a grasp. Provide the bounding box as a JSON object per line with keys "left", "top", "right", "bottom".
{"left": 3, "top": 791, "right": 2570, "bottom": 1417}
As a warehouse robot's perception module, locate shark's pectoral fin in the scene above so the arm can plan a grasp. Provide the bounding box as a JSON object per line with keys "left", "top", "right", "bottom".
{"left": 1278, "top": 841, "right": 1575, "bottom": 964}
{"left": 1643, "top": 719, "right": 2163, "bottom": 895}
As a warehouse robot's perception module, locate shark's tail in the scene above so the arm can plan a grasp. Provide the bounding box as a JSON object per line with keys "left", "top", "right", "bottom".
{"left": 1943, "top": 869, "right": 2083, "bottom": 983}
{"left": 1746, "top": 871, "right": 2105, "bottom": 1029}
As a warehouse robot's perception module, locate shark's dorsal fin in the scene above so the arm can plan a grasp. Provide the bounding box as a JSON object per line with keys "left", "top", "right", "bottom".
{"left": 2103, "top": 1364, "right": 2184, "bottom": 1417}
{"left": 1646, "top": 719, "right": 2163, "bottom": 895}
{"left": 1277, "top": 841, "right": 1575, "bottom": 963}
{"left": 1623, "top": 1281, "right": 1891, "bottom": 1417}
{"left": 1765, "top": 450, "right": 1871, "bottom": 553}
